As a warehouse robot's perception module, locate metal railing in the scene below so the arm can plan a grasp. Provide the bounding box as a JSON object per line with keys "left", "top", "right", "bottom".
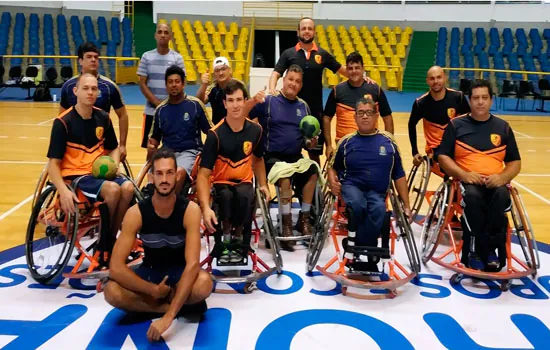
{"left": 442, "top": 67, "right": 550, "bottom": 81}
{"left": 0, "top": 55, "right": 140, "bottom": 85}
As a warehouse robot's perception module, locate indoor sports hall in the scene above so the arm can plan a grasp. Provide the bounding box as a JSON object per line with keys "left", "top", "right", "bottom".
{"left": 0, "top": 1, "right": 549, "bottom": 349}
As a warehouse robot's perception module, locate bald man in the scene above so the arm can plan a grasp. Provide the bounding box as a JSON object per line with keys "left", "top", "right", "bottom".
{"left": 408, "top": 66, "right": 471, "bottom": 167}
{"left": 138, "top": 23, "right": 186, "bottom": 150}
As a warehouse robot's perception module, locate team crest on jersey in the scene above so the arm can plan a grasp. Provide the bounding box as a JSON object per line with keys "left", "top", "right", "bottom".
{"left": 314, "top": 54, "right": 322, "bottom": 64}
{"left": 184, "top": 112, "right": 190, "bottom": 121}
{"left": 243, "top": 141, "right": 252, "bottom": 155}
{"left": 297, "top": 109, "right": 302, "bottom": 117}
{"left": 379, "top": 145, "right": 387, "bottom": 156}
{"left": 364, "top": 94, "right": 373, "bottom": 100}
{"left": 95, "top": 127, "right": 104, "bottom": 139}
{"left": 447, "top": 108, "right": 456, "bottom": 118}
{"left": 491, "top": 134, "right": 501, "bottom": 146}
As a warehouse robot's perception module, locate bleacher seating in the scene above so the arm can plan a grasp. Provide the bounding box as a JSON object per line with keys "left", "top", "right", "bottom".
{"left": 438, "top": 26, "right": 550, "bottom": 90}
{"left": 159, "top": 18, "right": 250, "bottom": 83}
{"left": 0, "top": 12, "right": 133, "bottom": 86}
{"left": 314, "top": 24, "right": 411, "bottom": 89}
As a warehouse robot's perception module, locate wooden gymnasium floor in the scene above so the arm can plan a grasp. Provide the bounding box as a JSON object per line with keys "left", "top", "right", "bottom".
{"left": 0, "top": 101, "right": 549, "bottom": 252}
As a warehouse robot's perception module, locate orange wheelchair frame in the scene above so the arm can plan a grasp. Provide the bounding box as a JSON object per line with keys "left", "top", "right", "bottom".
{"left": 314, "top": 187, "right": 421, "bottom": 299}
{"left": 26, "top": 160, "right": 144, "bottom": 285}
{"left": 420, "top": 179, "right": 540, "bottom": 291}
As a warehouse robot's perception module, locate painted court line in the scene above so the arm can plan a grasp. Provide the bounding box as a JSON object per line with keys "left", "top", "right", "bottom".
{"left": 513, "top": 180, "right": 550, "bottom": 206}
{"left": 37, "top": 117, "right": 55, "bottom": 125}
{"left": 514, "top": 130, "right": 533, "bottom": 139}
{"left": 0, "top": 194, "right": 33, "bottom": 221}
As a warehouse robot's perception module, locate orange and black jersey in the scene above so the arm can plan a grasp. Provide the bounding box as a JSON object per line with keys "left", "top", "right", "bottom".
{"left": 408, "top": 88, "right": 470, "bottom": 156}
{"left": 324, "top": 80, "right": 392, "bottom": 141}
{"left": 47, "top": 106, "right": 118, "bottom": 178}
{"left": 437, "top": 114, "right": 521, "bottom": 177}
{"left": 200, "top": 119, "right": 264, "bottom": 185}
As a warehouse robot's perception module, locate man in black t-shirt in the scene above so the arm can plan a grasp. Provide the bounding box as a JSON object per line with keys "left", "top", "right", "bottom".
{"left": 105, "top": 148, "right": 212, "bottom": 343}
{"left": 47, "top": 73, "right": 134, "bottom": 250}
{"left": 197, "top": 80, "right": 270, "bottom": 263}
{"left": 438, "top": 80, "right": 521, "bottom": 272}
{"left": 269, "top": 17, "right": 347, "bottom": 163}
{"left": 408, "top": 66, "right": 470, "bottom": 167}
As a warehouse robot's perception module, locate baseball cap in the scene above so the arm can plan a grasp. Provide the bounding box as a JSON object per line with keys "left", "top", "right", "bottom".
{"left": 213, "top": 56, "right": 229, "bottom": 69}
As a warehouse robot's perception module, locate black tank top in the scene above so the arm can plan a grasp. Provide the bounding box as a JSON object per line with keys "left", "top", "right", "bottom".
{"left": 138, "top": 196, "right": 189, "bottom": 269}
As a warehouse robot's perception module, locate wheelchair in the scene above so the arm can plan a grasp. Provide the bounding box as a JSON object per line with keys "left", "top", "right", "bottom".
{"left": 407, "top": 152, "right": 446, "bottom": 223}
{"left": 315, "top": 186, "right": 421, "bottom": 299}
{"left": 420, "top": 178, "right": 540, "bottom": 291}
{"left": 25, "top": 159, "right": 144, "bottom": 285}
{"left": 199, "top": 185, "right": 283, "bottom": 294}
{"left": 264, "top": 162, "right": 329, "bottom": 264}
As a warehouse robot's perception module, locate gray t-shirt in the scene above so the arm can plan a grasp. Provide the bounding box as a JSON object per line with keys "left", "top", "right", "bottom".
{"left": 137, "top": 49, "right": 185, "bottom": 115}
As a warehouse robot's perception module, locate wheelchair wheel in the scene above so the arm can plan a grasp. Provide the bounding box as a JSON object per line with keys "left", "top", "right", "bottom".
{"left": 119, "top": 159, "right": 135, "bottom": 180}
{"left": 135, "top": 160, "right": 152, "bottom": 191}
{"left": 390, "top": 189, "right": 421, "bottom": 273}
{"left": 420, "top": 181, "right": 450, "bottom": 263}
{"left": 25, "top": 184, "right": 78, "bottom": 284}
{"left": 407, "top": 156, "right": 430, "bottom": 221}
{"left": 256, "top": 188, "right": 283, "bottom": 273}
{"left": 306, "top": 192, "right": 335, "bottom": 272}
{"left": 510, "top": 186, "right": 540, "bottom": 270}
{"left": 32, "top": 163, "right": 49, "bottom": 209}
{"left": 118, "top": 173, "right": 145, "bottom": 205}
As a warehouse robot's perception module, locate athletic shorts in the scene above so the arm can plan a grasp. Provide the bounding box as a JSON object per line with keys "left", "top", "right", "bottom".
{"left": 141, "top": 114, "right": 154, "bottom": 148}
{"left": 134, "top": 264, "right": 185, "bottom": 287}
{"left": 72, "top": 175, "right": 128, "bottom": 203}
{"left": 176, "top": 149, "right": 201, "bottom": 177}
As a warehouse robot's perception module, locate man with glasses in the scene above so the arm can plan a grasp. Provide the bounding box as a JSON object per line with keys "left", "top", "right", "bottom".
{"left": 328, "top": 98, "right": 410, "bottom": 272}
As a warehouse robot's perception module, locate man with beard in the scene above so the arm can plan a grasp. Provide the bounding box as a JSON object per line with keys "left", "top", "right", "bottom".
{"left": 323, "top": 52, "right": 394, "bottom": 158}
{"left": 408, "top": 66, "right": 470, "bottom": 168}
{"left": 138, "top": 23, "right": 186, "bottom": 151}
{"left": 328, "top": 98, "right": 410, "bottom": 272}
{"left": 197, "top": 80, "right": 270, "bottom": 263}
{"left": 105, "top": 148, "right": 213, "bottom": 342}
{"left": 269, "top": 17, "right": 347, "bottom": 164}
{"left": 438, "top": 80, "right": 521, "bottom": 271}
{"left": 147, "top": 66, "right": 212, "bottom": 194}
{"left": 196, "top": 56, "right": 244, "bottom": 125}
{"left": 249, "top": 65, "right": 319, "bottom": 251}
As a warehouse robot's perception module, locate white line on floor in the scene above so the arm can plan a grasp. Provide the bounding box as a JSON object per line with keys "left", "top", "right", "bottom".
{"left": 0, "top": 194, "right": 33, "bottom": 221}
{"left": 19, "top": 136, "right": 28, "bottom": 139}
{"left": 514, "top": 131, "right": 533, "bottom": 139}
{"left": 37, "top": 117, "right": 55, "bottom": 125}
{"left": 0, "top": 136, "right": 7, "bottom": 138}
{"left": 527, "top": 149, "right": 536, "bottom": 152}
{"left": 512, "top": 180, "right": 550, "bottom": 205}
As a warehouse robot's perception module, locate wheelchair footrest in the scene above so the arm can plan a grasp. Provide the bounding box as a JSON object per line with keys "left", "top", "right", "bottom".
{"left": 215, "top": 258, "right": 249, "bottom": 267}
{"left": 276, "top": 234, "right": 312, "bottom": 241}
{"left": 346, "top": 246, "right": 390, "bottom": 259}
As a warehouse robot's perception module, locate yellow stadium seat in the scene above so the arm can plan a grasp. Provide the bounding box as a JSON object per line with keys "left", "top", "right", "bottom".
{"left": 405, "top": 26, "right": 413, "bottom": 35}
{"left": 328, "top": 72, "right": 339, "bottom": 86}
{"left": 159, "top": 19, "right": 167, "bottom": 24}
{"left": 169, "top": 40, "right": 174, "bottom": 50}
{"left": 370, "top": 69, "right": 381, "bottom": 84}
{"left": 372, "top": 26, "right": 380, "bottom": 32}
{"left": 230, "top": 23, "right": 239, "bottom": 35}
{"left": 394, "top": 26, "right": 402, "bottom": 35}
{"left": 401, "top": 33, "right": 410, "bottom": 46}
{"left": 217, "top": 22, "right": 227, "bottom": 34}
{"left": 387, "top": 70, "right": 398, "bottom": 89}
{"left": 383, "top": 26, "right": 391, "bottom": 34}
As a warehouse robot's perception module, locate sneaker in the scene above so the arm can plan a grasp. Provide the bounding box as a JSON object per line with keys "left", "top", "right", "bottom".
{"left": 229, "top": 250, "right": 243, "bottom": 263}
{"left": 468, "top": 252, "right": 485, "bottom": 271}
{"left": 219, "top": 249, "right": 230, "bottom": 263}
{"left": 486, "top": 252, "right": 500, "bottom": 271}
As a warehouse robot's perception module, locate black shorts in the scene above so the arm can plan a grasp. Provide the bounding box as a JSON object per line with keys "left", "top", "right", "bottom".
{"left": 264, "top": 153, "right": 317, "bottom": 194}
{"left": 134, "top": 264, "right": 185, "bottom": 287}
{"left": 141, "top": 114, "right": 154, "bottom": 148}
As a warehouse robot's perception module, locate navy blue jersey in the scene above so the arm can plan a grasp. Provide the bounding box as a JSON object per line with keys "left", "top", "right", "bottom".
{"left": 60, "top": 74, "right": 124, "bottom": 113}
{"left": 331, "top": 131, "right": 405, "bottom": 194}
{"left": 150, "top": 95, "right": 212, "bottom": 152}
{"left": 250, "top": 94, "right": 310, "bottom": 157}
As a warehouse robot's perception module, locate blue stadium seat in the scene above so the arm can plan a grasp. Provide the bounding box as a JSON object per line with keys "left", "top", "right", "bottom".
{"left": 98, "top": 16, "right": 108, "bottom": 44}
{"left": 111, "top": 17, "right": 121, "bottom": 45}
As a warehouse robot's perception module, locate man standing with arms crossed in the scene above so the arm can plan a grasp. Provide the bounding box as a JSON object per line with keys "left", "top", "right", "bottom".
{"left": 269, "top": 17, "right": 347, "bottom": 164}
{"left": 138, "top": 23, "right": 185, "bottom": 151}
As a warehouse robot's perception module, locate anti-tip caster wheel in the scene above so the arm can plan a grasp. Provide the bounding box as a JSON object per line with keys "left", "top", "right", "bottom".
{"left": 244, "top": 281, "right": 257, "bottom": 294}
{"left": 450, "top": 273, "right": 463, "bottom": 285}
{"left": 500, "top": 280, "right": 511, "bottom": 292}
